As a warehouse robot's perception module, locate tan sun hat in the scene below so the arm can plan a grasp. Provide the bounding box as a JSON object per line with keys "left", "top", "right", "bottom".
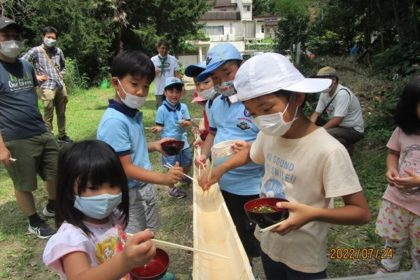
{"left": 317, "top": 66, "right": 337, "bottom": 77}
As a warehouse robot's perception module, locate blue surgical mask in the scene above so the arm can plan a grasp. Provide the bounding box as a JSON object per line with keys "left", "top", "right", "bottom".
{"left": 215, "top": 80, "right": 236, "bottom": 97}
{"left": 74, "top": 193, "right": 122, "bottom": 220}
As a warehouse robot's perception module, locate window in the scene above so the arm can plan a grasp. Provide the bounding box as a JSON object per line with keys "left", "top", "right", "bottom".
{"left": 261, "top": 25, "right": 265, "bottom": 33}
{"left": 244, "top": 5, "right": 251, "bottom": 12}
{"left": 204, "top": 26, "right": 224, "bottom": 36}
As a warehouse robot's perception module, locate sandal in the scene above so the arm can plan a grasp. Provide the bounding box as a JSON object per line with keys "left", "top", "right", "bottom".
{"left": 168, "top": 187, "right": 187, "bottom": 199}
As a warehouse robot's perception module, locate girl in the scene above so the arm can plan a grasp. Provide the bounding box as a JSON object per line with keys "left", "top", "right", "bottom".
{"left": 376, "top": 75, "right": 420, "bottom": 273}
{"left": 43, "top": 140, "right": 156, "bottom": 280}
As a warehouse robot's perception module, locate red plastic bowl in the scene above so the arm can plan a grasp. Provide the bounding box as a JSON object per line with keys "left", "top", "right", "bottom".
{"left": 244, "top": 197, "right": 289, "bottom": 228}
{"left": 130, "top": 248, "right": 169, "bottom": 280}
{"left": 161, "top": 140, "right": 184, "bottom": 156}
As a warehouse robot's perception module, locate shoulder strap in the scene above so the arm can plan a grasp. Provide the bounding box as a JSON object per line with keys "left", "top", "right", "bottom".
{"left": 38, "top": 46, "right": 62, "bottom": 78}
{"left": 320, "top": 88, "right": 351, "bottom": 115}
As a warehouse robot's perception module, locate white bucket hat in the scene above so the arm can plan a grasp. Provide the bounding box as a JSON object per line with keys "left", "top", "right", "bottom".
{"left": 230, "top": 53, "right": 332, "bottom": 103}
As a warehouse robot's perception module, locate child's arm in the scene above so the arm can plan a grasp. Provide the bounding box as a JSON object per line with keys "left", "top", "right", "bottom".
{"left": 271, "top": 191, "right": 371, "bottom": 234}
{"left": 393, "top": 169, "right": 420, "bottom": 188}
{"left": 179, "top": 120, "right": 191, "bottom": 127}
{"left": 119, "top": 154, "right": 183, "bottom": 186}
{"left": 386, "top": 149, "right": 400, "bottom": 186}
{"left": 0, "top": 133, "right": 12, "bottom": 166}
{"left": 61, "top": 230, "right": 155, "bottom": 280}
{"left": 151, "top": 125, "right": 163, "bottom": 134}
{"left": 194, "top": 130, "right": 216, "bottom": 168}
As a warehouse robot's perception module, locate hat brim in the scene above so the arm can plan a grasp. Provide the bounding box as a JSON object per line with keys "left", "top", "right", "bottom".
{"left": 164, "top": 82, "right": 183, "bottom": 90}
{"left": 230, "top": 77, "right": 332, "bottom": 103}
{"left": 1, "top": 22, "right": 22, "bottom": 33}
{"left": 185, "top": 64, "right": 206, "bottom": 78}
{"left": 196, "top": 61, "right": 225, "bottom": 82}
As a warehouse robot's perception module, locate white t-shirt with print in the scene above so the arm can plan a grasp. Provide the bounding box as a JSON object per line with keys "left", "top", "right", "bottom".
{"left": 150, "top": 54, "right": 180, "bottom": 96}
{"left": 250, "top": 128, "right": 362, "bottom": 273}
{"left": 315, "top": 84, "right": 365, "bottom": 133}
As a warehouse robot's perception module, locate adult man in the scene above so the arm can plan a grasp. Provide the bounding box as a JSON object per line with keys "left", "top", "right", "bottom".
{"left": 150, "top": 40, "right": 180, "bottom": 109}
{"left": 0, "top": 17, "right": 57, "bottom": 238}
{"left": 22, "top": 26, "right": 72, "bottom": 142}
{"left": 310, "top": 66, "right": 364, "bottom": 153}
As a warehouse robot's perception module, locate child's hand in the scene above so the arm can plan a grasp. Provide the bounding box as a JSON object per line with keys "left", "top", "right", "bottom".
{"left": 393, "top": 169, "right": 420, "bottom": 189}
{"left": 193, "top": 139, "right": 204, "bottom": 148}
{"left": 198, "top": 165, "right": 222, "bottom": 191}
{"left": 269, "top": 201, "right": 315, "bottom": 235}
{"left": 194, "top": 154, "right": 207, "bottom": 169}
{"left": 386, "top": 168, "right": 399, "bottom": 186}
{"left": 178, "top": 120, "right": 191, "bottom": 127}
{"left": 231, "top": 140, "right": 250, "bottom": 153}
{"left": 163, "top": 162, "right": 184, "bottom": 186}
{"left": 151, "top": 126, "right": 162, "bottom": 134}
{"left": 123, "top": 230, "right": 156, "bottom": 270}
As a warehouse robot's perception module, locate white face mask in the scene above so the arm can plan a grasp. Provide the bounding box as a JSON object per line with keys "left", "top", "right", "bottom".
{"left": 0, "top": 40, "right": 23, "bottom": 59}
{"left": 253, "top": 100, "right": 299, "bottom": 136}
{"left": 43, "top": 38, "right": 57, "bottom": 48}
{"left": 117, "top": 79, "right": 147, "bottom": 109}
{"left": 198, "top": 87, "right": 217, "bottom": 100}
{"left": 215, "top": 80, "right": 236, "bottom": 97}
{"left": 74, "top": 193, "right": 122, "bottom": 220}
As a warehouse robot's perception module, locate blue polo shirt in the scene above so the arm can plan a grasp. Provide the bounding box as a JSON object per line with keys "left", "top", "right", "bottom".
{"left": 97, "top": 99, "right": 152, "bottom": 188}
{"left": 156, "top": 100, "right": 190, "bottom": 150}
{"left": 208, "top": 95, "right": 264, "bottom": 195}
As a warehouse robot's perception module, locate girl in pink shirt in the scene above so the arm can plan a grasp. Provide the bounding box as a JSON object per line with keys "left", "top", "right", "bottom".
{"left": 376, "top": 76, "right": 420, "bottom": 273}
{"left": 43, "top": 140, "right": 156, "bottom": 279}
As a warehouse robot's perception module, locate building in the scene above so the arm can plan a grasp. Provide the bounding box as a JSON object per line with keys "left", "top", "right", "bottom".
{"left": 178, "top": 0, "right": 279, "bottom": 67}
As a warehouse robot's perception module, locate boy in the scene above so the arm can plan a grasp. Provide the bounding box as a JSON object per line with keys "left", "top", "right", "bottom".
{"left": 199, "top": 53, "right": 371, "bottom": 279}
{"left": 195, "top": 43, "right": 265, "bottom": 261}
{"left": 97, "top": 50, "right": 184, "bottom": 233}
{"left": 151, "top": 77, "right": 192, "bottom": 199}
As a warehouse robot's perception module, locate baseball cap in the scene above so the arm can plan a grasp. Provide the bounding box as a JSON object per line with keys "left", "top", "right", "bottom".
{"left": 164, "top": 77, "right": 183, "bottom": 90}
{"left": 0, "top": 16, "right": 22, "bottom": 33}
{"left": 196, "top": 43, "right": 242, "bottom": 82}
{"left": 231, "top": 52, "right": 332, "bottom": 103}
{"left": 317, "top": 66, "right": 337, "bottom": 77}
{"left": 191, "top": 89, "right": 205, "bottom": 103}
{"left": 184, "top": 61, "right": 206, "bottom": 78}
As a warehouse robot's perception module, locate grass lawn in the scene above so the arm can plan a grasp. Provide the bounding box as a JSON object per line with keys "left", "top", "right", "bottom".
{"left": 0, "top": 65, "right": 414, "bottom": 279}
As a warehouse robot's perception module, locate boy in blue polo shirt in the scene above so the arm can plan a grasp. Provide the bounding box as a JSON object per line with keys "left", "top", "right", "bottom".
{"left": 195, "top": 43, "right": 264, "bottom": 262}
{"left": 152, "top": 77, "right": 192, "bottom": 199}
{"left": 97, "top": 51, "right": 184, "bottom": 234}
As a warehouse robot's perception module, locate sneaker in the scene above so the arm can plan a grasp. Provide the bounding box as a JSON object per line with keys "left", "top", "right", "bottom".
{"left": 375, "top": 266, "right": 397, "bottom": 274}
{"left": 168, "top": 187, "right": 186, "bottom": 199}
{"left": 28, "top": 220, "right": 56, "bottom": 239}
{"left": 58, "top": 135, "right": 73, "bottom": 143}
{"left": 42, "top": 206, "right": 55, "bottom": 218}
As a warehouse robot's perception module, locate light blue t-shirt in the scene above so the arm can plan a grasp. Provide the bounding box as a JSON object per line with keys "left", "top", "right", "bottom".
{"left": 97, "top": 100, "right": 152, "bottom": 188}
{"left": 156, "top": 100, "right": 190, "bottom": 150}
{"left": 208, "top": 95, "right": 264, "bottom": 195}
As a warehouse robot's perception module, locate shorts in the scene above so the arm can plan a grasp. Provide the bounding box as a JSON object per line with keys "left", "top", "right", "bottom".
{"left": 162, "top": 147, "right": 192, "bottom": 168}
{"left": 125, "top": 183, "right": 160, "bottom": 233}
{"left": 5, "top": 132, "right": 58, "bottom": 191}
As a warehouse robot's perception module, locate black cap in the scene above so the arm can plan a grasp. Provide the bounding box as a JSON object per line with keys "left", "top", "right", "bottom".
{"left": 0, "top": 16, "right": 22, "bottom": 33}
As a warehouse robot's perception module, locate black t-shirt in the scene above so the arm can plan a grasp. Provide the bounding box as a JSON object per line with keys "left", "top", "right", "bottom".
{"left": 0, "top": 58, "right": 47, "bottom": 141}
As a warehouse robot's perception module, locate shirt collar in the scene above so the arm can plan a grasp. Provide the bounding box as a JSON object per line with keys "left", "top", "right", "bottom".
{"left": 163, "top": 100, "right": 181, "bottom": 112}
{"left": 108, "top": 99, "right": 139, "bottom": 118}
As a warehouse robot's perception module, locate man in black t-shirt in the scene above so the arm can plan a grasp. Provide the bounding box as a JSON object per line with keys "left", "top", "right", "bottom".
{"left": 0, "top": 16, "right": 57, "bottom": 239}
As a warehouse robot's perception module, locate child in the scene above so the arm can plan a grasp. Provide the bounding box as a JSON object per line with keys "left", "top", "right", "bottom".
{"left": 199, "top": 53, "right": 371, "bottom": 279}
{"left": 151, "top": 77, "right": 192, "bottom": 199}
{"left": 43, "top": 140, "right": 156, "bottom": 279}
{"left": 184, "top": 61, "right": 217, "bottom": 147}
{"left": 97, "top": 50, "right": 184, "bottom": 233}
{"left": 375, "top": 75, "right": 420, "bottom": 273}
{"left": 195, "top": 43, "right": 265, "bottom": 262}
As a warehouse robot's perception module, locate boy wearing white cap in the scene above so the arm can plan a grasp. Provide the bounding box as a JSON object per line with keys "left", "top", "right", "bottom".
{"left": 199, "top": 53, "right": 371, "bottom": 279}
{"left": 196, "top": 43, "right": 264, "bottom": 261}
{"left": 152, "top": 77, "right": 191, "bottom": 199}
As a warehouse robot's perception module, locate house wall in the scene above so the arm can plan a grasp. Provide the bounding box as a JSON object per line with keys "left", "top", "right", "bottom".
{"left": 255, "top": 21, "right": 265, "bottom": 39}
{"left": 201, "top": 20, "right": 244, "bottom": 42}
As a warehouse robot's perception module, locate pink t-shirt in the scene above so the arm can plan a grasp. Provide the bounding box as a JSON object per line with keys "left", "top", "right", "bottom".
{"left": 383, "top": 127, "right": 420, "bottom": 215}
{"left": 43, "top": 215, "right": 130, "bottom": 279}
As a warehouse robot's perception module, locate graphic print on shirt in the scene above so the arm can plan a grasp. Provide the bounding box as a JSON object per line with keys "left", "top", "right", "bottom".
{"left": 236, "top": 109, "right": 253, "bottom": 130}
{"left": 261, "top": 152, "right": 296, "bottom": 198}
{"left": 8, "top": 71, "right": 34, "bottom": 92}
{"left": 398, "top": 144, "right": 420, "bottom": 195}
